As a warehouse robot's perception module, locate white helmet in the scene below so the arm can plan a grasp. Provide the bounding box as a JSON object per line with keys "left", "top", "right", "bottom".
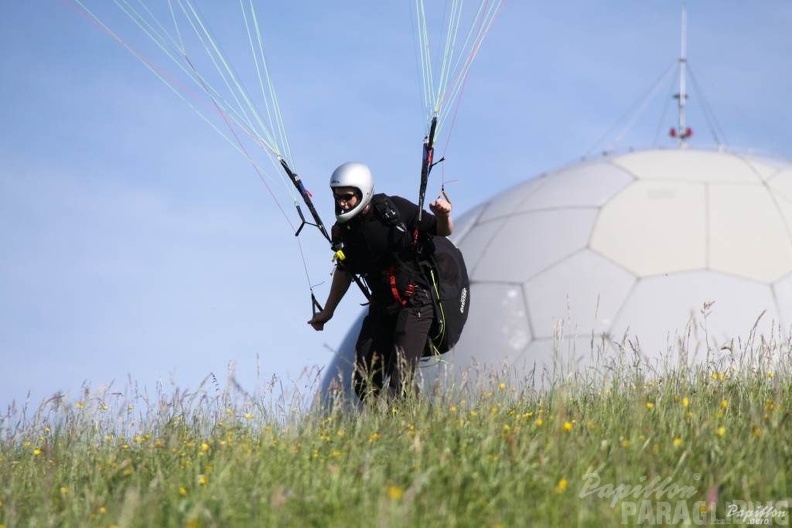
{"left": 330, "top": 162, "right": 375, "bottom": 223}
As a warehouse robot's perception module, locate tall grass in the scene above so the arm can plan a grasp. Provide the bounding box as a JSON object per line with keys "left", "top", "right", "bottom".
{"left": 1, "top": 332, "right": 790, "bottom": 527}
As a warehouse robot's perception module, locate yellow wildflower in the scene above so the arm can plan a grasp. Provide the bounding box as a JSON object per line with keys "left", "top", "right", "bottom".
{"left": 716, "top": 426, "right": 726, "bottom": 437}
{"left": 535, "top": 418, "right": 544, "bottom": 427}
{"left": 387, "top": 485, "right": 404, "bottom": 501}
{"left": 555, "top": 478, "right": 569, "bottom": 494}
{"left": 673, "top": 437, "right": 682, "bottom": 447}
{"left": 682, "top": 397, "right": 689, "bottom": 408}
{"left": 645, "top": 402, "right": 655, "bottom": 410}
{"left": 563, "top": 421, "right": 573, "bottom": 432}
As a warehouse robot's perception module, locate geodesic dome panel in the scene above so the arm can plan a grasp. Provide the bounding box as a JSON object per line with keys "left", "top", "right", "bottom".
{"left": 767, "top": 168, "right": 792, "bottom": 199}
{"left": 524, "top": 249, "right": 636, "bottom": 339}
{"left": 454, "top": 219, "right": 505, "bottom": 274}
{"left": 472, "top": 209, "right": 598, "bottom": 282}
{"left": 440, "top": 282, "right": 532, "bottom": 367}
{"left": 591, "top": 180, "right": 707, "bottom": 276}
{"left": 478, "top": 176, "right": 547, "bottom": 223}
{"left": 708, "top": 184, "right": 792, "bottom": 282}
{"left": 451, "top": 203, "right": 486, "bottom": 243}
{"left": 516, "top": 160, "right": 633, "bottom": 211}
{"left": 610, "top": 271, "right": 779, "bottom": 362}
{"left": 746, "top": 159, "right": 785, "bottom": 181}
{"left": 613, "top": 149, "right": 761, "bottom": 183}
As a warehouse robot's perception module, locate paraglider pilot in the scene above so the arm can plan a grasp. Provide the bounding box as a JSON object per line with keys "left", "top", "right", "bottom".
{"left": 308, "top": 162, "right": 453, "bottom": 400}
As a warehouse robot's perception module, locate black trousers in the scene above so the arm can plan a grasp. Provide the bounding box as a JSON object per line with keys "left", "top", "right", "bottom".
{"left": 353, "top": 286, "right": 435, "bottom": 400}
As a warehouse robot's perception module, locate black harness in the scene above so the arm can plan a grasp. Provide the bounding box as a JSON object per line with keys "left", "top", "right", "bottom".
{"left": 334, "top": 194, "right": 429, "bottom": 307}
{"left": 335, "top": 193, "right": 470, "bottom": 356}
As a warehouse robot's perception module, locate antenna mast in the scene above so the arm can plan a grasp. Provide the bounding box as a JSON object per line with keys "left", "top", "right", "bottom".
{"left": 670, "top": 3, "right": 693, "bottom": 146}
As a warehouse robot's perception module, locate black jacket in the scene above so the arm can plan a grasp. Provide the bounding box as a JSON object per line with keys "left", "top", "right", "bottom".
{"left": 333, "top": 194, "right": 439, "bottom": 304}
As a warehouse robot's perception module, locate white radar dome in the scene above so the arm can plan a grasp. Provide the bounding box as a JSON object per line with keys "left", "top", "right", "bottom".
{"left": 320, "top": 148, "right": 792, "bottom": 397}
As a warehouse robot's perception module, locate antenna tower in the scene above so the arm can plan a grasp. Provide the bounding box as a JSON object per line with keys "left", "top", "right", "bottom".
{"left": 670, "top": 3, "right": 693, "bottom": 146}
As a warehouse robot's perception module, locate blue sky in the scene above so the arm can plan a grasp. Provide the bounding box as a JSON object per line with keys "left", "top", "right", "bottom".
{"left": 2, "top": 1, "right": 791, "bottom": 411}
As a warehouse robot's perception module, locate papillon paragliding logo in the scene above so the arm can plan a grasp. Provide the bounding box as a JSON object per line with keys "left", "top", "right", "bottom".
{"left": 580, "top": 472, "right": 789, "bottom": 525}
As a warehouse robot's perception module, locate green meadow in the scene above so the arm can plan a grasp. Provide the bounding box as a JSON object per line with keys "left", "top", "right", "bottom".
{"left": 2, "top": 336, "right": 790, "bottom": 527}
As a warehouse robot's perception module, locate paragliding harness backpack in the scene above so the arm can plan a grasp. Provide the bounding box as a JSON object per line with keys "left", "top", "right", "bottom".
{"left": 371, "top": 195, "right": 471, "bottom": 356}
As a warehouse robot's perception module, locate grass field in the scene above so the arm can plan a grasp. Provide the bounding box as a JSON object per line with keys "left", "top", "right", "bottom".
{"left": 2, "top": 337, "right": 790, "bottom": 527}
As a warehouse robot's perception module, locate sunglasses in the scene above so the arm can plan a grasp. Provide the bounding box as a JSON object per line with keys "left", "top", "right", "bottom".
{"left": 334, "top": 192, "right": 357, "bottom": 203}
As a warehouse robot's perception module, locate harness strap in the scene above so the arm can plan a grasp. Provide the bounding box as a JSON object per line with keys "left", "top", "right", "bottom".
{"left": 386, "top": 267, "right": 416, "bottom": 307}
